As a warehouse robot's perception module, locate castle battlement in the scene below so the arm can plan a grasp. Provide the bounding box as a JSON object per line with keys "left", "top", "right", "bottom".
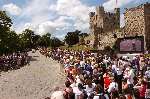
{"left": 88, "top": 5, "right": 120, "bottom": 49}
{"left": 125, "top": 2, "right": 150, "bottom": 12}
{"left": 89, "top": 6, "right": 120, "bottom": 33}
{"left": 144, "top": 2, "right": 150, "bottom": 7}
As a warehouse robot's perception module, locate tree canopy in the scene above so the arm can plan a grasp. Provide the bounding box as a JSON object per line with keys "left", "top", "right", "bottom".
{"left": 0, "top": 11, "right": 15, "bottom": 55}
{"left": 0, "top": 10, "right": 89, "bottom": 55}
{"left": 0, "top": 10, "right": 63, "bottom": 55}
{"left": 50, "top": 37, "right": 63, "bottom": 48}
{"left": 64, "top": 30, "right": 81, "bottom": 46}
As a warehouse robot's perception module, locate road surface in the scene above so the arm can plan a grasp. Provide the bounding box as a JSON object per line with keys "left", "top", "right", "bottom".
{"left": 0, "top": 51, "right": 66, "bottom": 99}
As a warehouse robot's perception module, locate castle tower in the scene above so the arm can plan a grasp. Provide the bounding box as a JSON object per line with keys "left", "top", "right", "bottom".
{"left": 114, "top": 8, "right": 120, "bottom": 28}
{"left": 96, "top": 6, "right": 104, "bottom": 16}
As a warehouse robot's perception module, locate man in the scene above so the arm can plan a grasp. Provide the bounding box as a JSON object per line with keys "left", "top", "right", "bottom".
{"left": 63, "top": 81, "right": 75, "bottom": 99}
{"left": 116, "top": 67, "right": 123, "bottom": 93}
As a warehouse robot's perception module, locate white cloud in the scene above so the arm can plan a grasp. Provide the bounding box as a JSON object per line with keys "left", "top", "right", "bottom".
{"left": 2, "top": 3, "right": 22, "bottom": 16}
{"left": 36, "top": 16, "right": 72, "bottom": 35}
{"left": 37, "top": 22, "right": 56, "bottom": 35}
{"left": 24, "top": 23, "right": 36, "bottom": 30}
{"left": 21, "top": 0, "right": 51, "bottom": 24}
{"left": 48, "top": 0, "right": 94, "bottom": 35}
{"left": 14, "top": 0, "right": 94, "bottom": 36}
{"left": 15, "top": 0, "right": 54, "bottom": 35}
{"left": 103, "top": 0, "right": 134, "bottom": 11}
{"left": 19, "top": 15, "right": 72, "bottom": 35}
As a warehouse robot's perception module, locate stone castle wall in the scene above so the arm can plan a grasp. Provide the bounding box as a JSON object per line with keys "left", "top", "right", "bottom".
{"left": 144, "top": 3, "right": 150, "bottom": 48}
{"left": 89, "top": 6, "right": 120, "bottom": 33}
{"left": 124, "top": 4, "right": 145, "bottom": 36}
{"left": 88, "top": 6, "right": 120, "bottom": 49}
{"left": 124, "top": 2, "right": 150, "bottom": 49}
{"left": 86, "top": 2, "right": 150, "bottom": 50}
{"left": 97, "top": 29, "right": 123, "bottom": 49}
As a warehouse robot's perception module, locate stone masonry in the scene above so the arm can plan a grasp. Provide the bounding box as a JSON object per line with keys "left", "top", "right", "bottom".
{"left": 86, "top": 2, "right": 150, "bottom": 50}
{"left": 124, "top": 2, "right": 150, "bottom": 49}
{"left": 86, "top": 6, "right": 120, "bottom": 50}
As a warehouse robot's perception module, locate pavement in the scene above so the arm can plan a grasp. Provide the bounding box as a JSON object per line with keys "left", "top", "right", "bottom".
{"left": 0, "top": 51, "right": 66, "bottom": 99}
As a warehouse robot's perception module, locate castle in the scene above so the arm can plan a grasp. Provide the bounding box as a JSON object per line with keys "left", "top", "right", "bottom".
{"left": 86, "top": 2, "right": 150, "bottom": 50}
{"left": 85, "top": 6, "right": 120, "bottom": 49}
{"left": 124, "top": 2, "right": 150, "bottom": 49}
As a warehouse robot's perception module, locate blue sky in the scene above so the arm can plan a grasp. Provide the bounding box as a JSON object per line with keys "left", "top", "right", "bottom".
{"left": 0, "top": 0, "right": 150, "bottom": 39}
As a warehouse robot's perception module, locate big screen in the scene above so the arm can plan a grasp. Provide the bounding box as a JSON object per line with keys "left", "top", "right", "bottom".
{"left": 119, "top": 37, "right": 144, "bottom": 53}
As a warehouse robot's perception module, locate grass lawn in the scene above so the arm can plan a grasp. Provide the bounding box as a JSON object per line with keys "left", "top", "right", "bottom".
{"left": 59, "top": 45, "right": 95, "bottom": 51}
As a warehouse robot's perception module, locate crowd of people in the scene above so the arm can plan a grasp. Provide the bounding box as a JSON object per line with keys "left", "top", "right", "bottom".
{"left": 40, "top": 48, "right": 150, "bottom": 99}
{"left": 0, "top": 52, "right": 29, "bottom": 71}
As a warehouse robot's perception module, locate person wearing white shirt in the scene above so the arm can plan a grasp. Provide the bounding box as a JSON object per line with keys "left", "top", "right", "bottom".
{"left": 73, "top": 83, "right": 85, "bottom": 99}
{"left": 124, "top": 66, "right": 135, "bottom": 89}
{"left": 85, "top": 79, "right": 95, "bottom": 97}
{"left": 145, "top": 68, "right": 150, "bottom": 79}
{"left": 112, "top": 64, "right": 117, "bottom": 74}
{"left": 107, "top": 81, "right": 118, "bottom": 93}
{"left": 107, "top": 77, "right": 119, "bottom": 99}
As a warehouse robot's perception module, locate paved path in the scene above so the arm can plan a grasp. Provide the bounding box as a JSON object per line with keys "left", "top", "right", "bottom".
{"left": 0, "top": 51, "right": 66, "bottom": 99}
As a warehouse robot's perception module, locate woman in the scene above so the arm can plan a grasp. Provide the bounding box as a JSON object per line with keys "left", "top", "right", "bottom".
{"left": 73, "top": 83, "right": 87, "bottom": 99}
{"left": 122, "top": 78, "right": 132, "bottom": 99}
{"left": 134, "top": 79, "right": 147, "bottom": 99}
{"left": 85, "top": 79, "right": 95, "bottom": 97}
{"left": 63, "top": 81, "right": 75, "bottom": 99}
{"left": 103, "top": 71, "right": 111, "bottom": 90}
{"left": 107, "top": 77, "right": 119, "bottom": 99}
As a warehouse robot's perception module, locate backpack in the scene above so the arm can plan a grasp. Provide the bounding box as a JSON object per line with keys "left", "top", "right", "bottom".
{"left": 64, "top": 89, "right": 75, "bottom": 99}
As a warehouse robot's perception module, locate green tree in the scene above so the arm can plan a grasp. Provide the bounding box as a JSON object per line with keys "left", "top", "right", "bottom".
{"left": 38, "top": 33, "right": 51, "bottom": 47}
{"left": 0, "top": 11, "right": 12, "bottom": 28}
{"left": 32, "top": 34, "right": 41, "bottom": 47}
{"left": 6, "top": 31, "right": 20, "bottom": 53}
{"left": 19, "top": 29, "right": 35, "bottom": 49}
{"left": 50, "top": 37, "right": 63, "bottom": 48}
{"left": 64, "top": 30, "right": 80, "bottom": 46}
{"left": 0, "top": 11, "right": 13, "bottom": 55}
{"left": 79, "top": 33, "right": 89, "bottom": 38}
